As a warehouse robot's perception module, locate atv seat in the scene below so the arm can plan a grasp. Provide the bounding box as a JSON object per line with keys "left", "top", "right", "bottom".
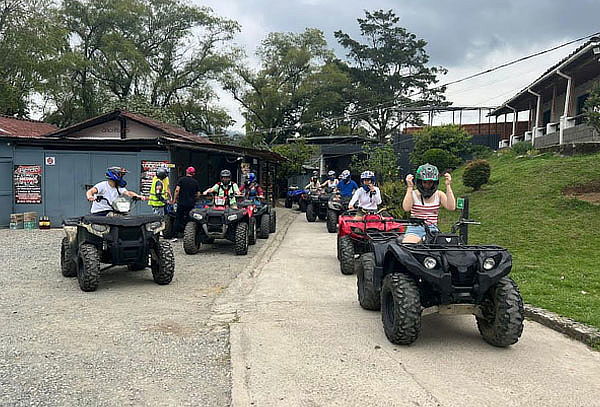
{"left": 82, "top": 215, "right": 162, "bottom": 227}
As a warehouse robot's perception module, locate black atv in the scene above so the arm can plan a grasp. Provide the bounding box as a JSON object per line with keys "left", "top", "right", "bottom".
{"left": 61, "top": 196, "right": 175, "bottom": 292}
{"left": 326, "top": 192, "right": 351, "bottom": 233}
{"left": 357, "top": 217, "right": 524, "bottom": 347}
{"left": 161, "top": 203, "right": 177, "bottom": 239}
{"left": 305, "top": 188, "right": 333, "bottom": 223}
{"left": 242, "top": 198, "right": 276, "bottom": 239}
{"left": 183, "top": 194, "right": 256, "bottom": 256}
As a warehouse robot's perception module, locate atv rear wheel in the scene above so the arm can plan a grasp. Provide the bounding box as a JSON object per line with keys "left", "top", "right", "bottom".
{"left": 151, "top": 241, "right": 175, "bottom": 285}
{"left": 336, "top": 236, "right": 340, "bottom": 260}
{"left": 258, "top": 214, "right": 270, "bottom": 239}
{"left": 285, "top": 198, "right": 293, "bottom": 208}
{"left": 234, "top": 222, "right": 249, "bottom": 255}
{"left": 357, "top": 253, "right": 380, "bottom": 310}
{"left": 299, "top": 200, "right": 307, "bottom": 212}
{"left": 77, "top": 243, "right": 100, "bottom": 292}
{"left": 183, "top": 221, "right": 201, "bottom": 254}
{"left": 306, "top": 204, "right": 316, "bottom": 222}
{"left": 248, "top": 218, "right": 257, "bottom": 245}
{"left": 381, "top": 273, "right": 421, "bottom": 345}
{"left": 338, "top": 235, "right": 355, "bottom": 275}
{"left": 326, "top": 209, "right": 338, "bottom": 233}
{"left": 61, "top": 237, "right": 77, "bottom": 277}
{"left": 476, "top": 277, "right": 524, "bottom": 347}
{"left": 269, "top": 210, "right": 277, "bottom": 233}
{"left": 162, "top": 215, "right": 174, "bottom": 239}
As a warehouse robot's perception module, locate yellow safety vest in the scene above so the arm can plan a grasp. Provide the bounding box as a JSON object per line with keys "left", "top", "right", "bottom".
{"left": 148, "top": 177, "right": 169, "bottom": 207}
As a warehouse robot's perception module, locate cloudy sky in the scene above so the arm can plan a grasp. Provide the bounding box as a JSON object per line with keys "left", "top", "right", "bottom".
{"left": 195, "top": 0, "right": 600, "bottom": 130}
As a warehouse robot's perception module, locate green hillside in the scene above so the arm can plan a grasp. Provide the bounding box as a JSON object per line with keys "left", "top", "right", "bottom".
{"left": 438, "top": 150, "right": 600, "bottom": 330}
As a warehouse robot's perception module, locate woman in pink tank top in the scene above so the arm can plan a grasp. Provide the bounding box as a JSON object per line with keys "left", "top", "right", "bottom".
{"left": 401, "top": 163, "right": 456, "bottom": 243}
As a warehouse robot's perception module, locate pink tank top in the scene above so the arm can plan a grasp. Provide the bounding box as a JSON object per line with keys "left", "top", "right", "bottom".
{"left": 410, "top": 190, "right": 440, "bottom": 225}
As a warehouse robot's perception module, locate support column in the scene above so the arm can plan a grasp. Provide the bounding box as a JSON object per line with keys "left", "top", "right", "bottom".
{"left": 557, "top": 70, "right": 574, "bottom": 145}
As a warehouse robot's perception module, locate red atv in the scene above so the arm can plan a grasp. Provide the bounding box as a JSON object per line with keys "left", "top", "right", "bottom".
{"left": 337, "top": 208, "right": 405, "bottom": 275}
{"left": 183, "top": 194, "right": 257, "bottom": 256}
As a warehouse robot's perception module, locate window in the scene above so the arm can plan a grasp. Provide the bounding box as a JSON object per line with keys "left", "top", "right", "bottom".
{"left": 576, "top": 93, "right": 590, "bottom": 125}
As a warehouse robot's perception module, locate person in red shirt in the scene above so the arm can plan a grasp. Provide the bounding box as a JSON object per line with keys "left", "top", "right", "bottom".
{"left": 239, "top": 172, "right": 264, "bottom": 201}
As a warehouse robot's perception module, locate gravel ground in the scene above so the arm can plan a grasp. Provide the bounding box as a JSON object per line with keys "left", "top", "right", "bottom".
{"left": 0, "top": 209, "right": 296, "bottom": 407}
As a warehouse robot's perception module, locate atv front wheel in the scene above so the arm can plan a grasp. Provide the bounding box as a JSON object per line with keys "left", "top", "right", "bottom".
{"left": 61, "top": 237, "right": 77, "bottom": 277}
{"left": 234, "top": 222, "right": 249, "bottom": 255}
{"left": 338, "top": 235, "right": 355, "bottom": 275}
{"left": 269, "top": 210, "right": 277, "bottom": 233}
{"left": 248, "top": 218, "right": 257, "bottom": 245}
{"left": 258, "top": 214, "right": 270, "bottom": 239}
{"left": 476, "top": 277, "right": 524, "bottom": 347}
{"left": 306, "top": 204, "right": 316, "bottom": 222}
{"left": 381, "top": 273, "right": 421, "bottom": 345}
{"left": 285, "top": 198, "right": 292, "bottom": 208}
{"left": 183, "top": 221, "right": 201, "bottom": 254}
{"left": 151, "top": 240, "right": 175, "bottom": 285}
{"left": 77, "top": 243, "right": 100, "bottom": 292}
{"left": 326, "top": 210, "right": 338, "bottom": 233}
{"left": 357, "top": 253, "right": 380, "bottom": 310}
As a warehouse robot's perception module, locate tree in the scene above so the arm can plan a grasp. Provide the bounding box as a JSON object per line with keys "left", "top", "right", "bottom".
{"left": 584, "top": 82, "right": 600, "bottom": 133}
{"left": 410, "top": 125, "right": 471, "bottom": 168}
{"left": 272, "top": 139, "right": 317, "bottom": 182}
{"left": 335, "top": 9, "right": 447, "bottom": 144}
{"left": 350, "top": 144, "right": 399, "bottom": 185}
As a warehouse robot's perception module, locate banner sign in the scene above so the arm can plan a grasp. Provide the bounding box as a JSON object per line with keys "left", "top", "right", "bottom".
{"left": 140, "top": 160, "right": 171, "bottom": 196}
{"left": 14, "top": 165, "right": 42, "bottom": 204}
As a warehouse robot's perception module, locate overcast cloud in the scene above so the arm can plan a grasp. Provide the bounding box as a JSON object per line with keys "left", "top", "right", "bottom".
{"left": 195, "top": 0, "right": 600, "bottom": 130}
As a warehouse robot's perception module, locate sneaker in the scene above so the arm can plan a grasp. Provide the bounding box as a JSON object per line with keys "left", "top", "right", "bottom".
{"left": 170, "top": 238, "right": 178, "bottom": 242}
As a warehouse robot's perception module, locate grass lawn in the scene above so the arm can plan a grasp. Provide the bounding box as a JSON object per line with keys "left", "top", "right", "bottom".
{"left": 437, "top": 150, "right": 600, "bottom": 331}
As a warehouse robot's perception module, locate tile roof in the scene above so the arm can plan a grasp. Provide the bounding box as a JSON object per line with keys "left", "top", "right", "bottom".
{"left": 0, "top": 115, "right": 58, "bottom": 139}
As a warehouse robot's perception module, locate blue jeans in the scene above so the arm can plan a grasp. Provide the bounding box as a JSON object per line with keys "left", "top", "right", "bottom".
{"left": 405, "top": 224, "right": 439, "bottom": 240}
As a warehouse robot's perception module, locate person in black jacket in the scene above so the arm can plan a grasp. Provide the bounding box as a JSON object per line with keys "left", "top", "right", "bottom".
{"left": 171, "top": 166, "right": 200, "bottom": 241}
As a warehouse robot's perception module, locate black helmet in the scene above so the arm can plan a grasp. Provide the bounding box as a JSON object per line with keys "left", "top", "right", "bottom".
{"left": 156, "top": 167, "right": 169, "bottom": 180}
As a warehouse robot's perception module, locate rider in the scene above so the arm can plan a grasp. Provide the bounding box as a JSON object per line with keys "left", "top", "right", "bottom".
{"left": 86, "top": 166, "right": 146, "bottom": 215}
{"left": 336, "top": 170, "right": 358, "bottom": 198}
{"left": 203, "top": 169, "right": 242, "bottom": 207}
{"left": 239, "top": 172, "right": 264, "bottom": 202}
{"left": 305, "top": 171, "right": 321, "bottom": 191}
{"left": 402, "top": 163, "right": 455, "bottom": 243}
{"left": 320, "top": 170, "right": 338, "bottom": 191}
{"left": 147, "top": 166, "right": 172, "bottom": 216}
{"left": 348, "top": 170, "right": 381, "bottom": 213}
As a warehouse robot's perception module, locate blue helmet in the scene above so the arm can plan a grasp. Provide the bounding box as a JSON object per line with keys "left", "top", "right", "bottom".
{"left": 247, "top": 172, "right": 256, "bottom": 184}
{"left": 106, "top": 166, "right": 128, "bottom": 187}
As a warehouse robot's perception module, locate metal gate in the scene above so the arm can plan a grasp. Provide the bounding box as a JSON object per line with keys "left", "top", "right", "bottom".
{"left": 0, "top": 158, "right": 12, "bottom": 227}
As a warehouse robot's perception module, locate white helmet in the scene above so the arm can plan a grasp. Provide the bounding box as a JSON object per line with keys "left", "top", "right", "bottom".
{"left": 340, "top": 170, "right": 350, "bottom": 180}
{"left": 327, "top": 170, "right": 336, "bottom": 177}
{"left": 360, "top": 170, "right": 375, "bottom": 180}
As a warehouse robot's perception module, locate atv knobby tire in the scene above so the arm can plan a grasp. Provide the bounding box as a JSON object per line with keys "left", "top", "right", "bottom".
{"left": 183, "top": 221, "right": 201, "bottom": 254}
{"left": 77, "top": 243, "right": 100, "bottom": 292}
{"left": 326, "top": 209, "right": 338, "bottom": 233}
{"left": 306, "top": 204, "right": 317, "bottom": 222}
{"left": 269, "top": 210, "right": 277, "bottom": 233}
{"left": 357, "top": 253, "right": 380, "bottom": 310}
{"left": 249, "top": 218, "right": 257, "bottom": 245}
{"left": 258, "top": 214, "right": 270, "bottom": 239}
{"left": 381, "top": 273, "right": 421, "bottom": 345}
{"left": 151, "top": 240, "right": 175, "bottom": 285}
{"left": 476, "top": 277, "right": 524, "bottom": 347}
{"left": 338, "top": 235, "right": 355, "bottom": 275}
{"left": 235, "top": 222, "right": 249, "bottom": 255}
{"left": 285, "top": 198, "right": 292, "bottom": 208}
{"left": 61, "top": 237, "right": 77, "bottom": 277}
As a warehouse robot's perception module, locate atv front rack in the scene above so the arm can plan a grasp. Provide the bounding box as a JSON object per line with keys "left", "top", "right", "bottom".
{"left": 401, "top": 244, "right": 508, "bottom": 252}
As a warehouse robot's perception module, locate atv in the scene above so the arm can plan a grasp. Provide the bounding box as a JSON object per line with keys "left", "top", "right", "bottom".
{"left": 61, "top": 195, "right": 175, "bottom": 292}
{"left": 305, "top": 187, "right": 334, "bottom": 223}
{"left": 326, "top": 193, "right": 351, "bottom": 233}
{"left": 358, "top": 217, "right": 524, "bottom": 348}
{"left": 285, "top": 186, "right": 309, "bottom": 212}
{"left": 241, "top": 197, "right": 276, "bottom": 239}
{"left": 183, "top": 193, "right": 256, "bottom": 256}
{"left": 337, "top": 208, "right": 405, "bottom": 275}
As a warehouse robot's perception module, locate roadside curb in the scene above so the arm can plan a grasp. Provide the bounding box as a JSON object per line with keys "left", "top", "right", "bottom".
{"left": 524, "top": 304, "right": 600, "bottom": 349}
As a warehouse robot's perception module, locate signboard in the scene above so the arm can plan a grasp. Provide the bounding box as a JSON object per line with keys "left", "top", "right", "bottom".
{"left": 140, "top": 160, "right": 172, "bottom": 196}
{"left": 45, "top": 156, "right": 56, "bottom": 166}
{"left": 14, "top": 165, "right": 42, "bottom": 204}
{"left": 456, "top": 197, "right": 464, "bottom": 210}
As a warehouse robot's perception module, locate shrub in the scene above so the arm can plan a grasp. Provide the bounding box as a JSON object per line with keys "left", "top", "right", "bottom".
{"left": 421, "top": 148, "right": 459, "bottom": 172}
{"left": 379, "top": 180, "right": 407, "bottom": 219}
{"left": 471, "top": 144, "right": 493, "bottom": 159}
{"left": 511, "top": 141, "right": 533, "bottom": 155}
{"left": 462, "top": 159, "right": 491, "bottom": 191}
{"left": 411, "top": 124, "right": 472, "bottom": 167}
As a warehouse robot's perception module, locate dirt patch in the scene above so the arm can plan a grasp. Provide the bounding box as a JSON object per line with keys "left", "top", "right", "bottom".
{"left": 145, "top": 320, "right": 193, "bottom": 336}
{"left": 563, "top": 180, "right": 600, "bottom": 204}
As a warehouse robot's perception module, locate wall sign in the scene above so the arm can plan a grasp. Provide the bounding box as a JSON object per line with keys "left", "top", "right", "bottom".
{"left": 45, "top": 156, "right": 56, "bottom": 166}
{"left": 140, "top": 160, "right": 172, "bottom": 196}
{"left": 14, "top": 165, "right": 42, "bottom": 204}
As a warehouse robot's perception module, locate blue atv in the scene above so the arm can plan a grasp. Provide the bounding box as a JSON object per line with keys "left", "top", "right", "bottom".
{"left": 285, "top": 186, "right": 309, "bottom": 212}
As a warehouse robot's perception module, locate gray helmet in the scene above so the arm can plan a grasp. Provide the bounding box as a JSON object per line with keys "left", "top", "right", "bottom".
{"left": 220, "top": 169, "right": 231, "bottom": 178}
{"left": 156, "top": 167, "right": 169, "bottom": 180}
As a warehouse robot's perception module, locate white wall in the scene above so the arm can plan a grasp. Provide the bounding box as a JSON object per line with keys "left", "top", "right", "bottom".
{"left": 74, "top": 119, "right": 163, "bottom": 140}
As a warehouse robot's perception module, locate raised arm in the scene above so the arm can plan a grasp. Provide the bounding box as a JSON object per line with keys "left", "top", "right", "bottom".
{"left": 439, "top": 173, "right": 456, "bottom": 211}
{"left": 402, "top": 174, "right": 415, "bottom": 212}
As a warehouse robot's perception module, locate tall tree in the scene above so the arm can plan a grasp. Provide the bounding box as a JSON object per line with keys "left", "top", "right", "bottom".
{"left": 335, "top": 9, "right": 448, "bottom": 143}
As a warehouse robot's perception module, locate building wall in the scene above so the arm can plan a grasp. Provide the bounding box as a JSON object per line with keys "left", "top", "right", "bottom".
{"left": 0, "top": 141, "right": 13, "bottom": 227}
{"left": 538, "top": 76, "right": 598, "bottom": 124}
{"left": 76, "top": 119, "right": 162, "bottom": 140}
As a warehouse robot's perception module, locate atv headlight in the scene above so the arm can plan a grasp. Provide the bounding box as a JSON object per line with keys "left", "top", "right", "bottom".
{"left": 227, "top": 214, "right": 238, "bottom": 221}
{"left": 423, "top": 257, "right": 437, "bottom": 270}
{"left": 192, "top": 213, "right": 203, "bottom": 220}
{"left": 91, "top": 224, "right": 109, "bottom": 233}
{"left": 145, "top": 221, "right": 163, "bottom": 232}
{"left": 483, "top": 257, "right": 496, "bottom": 270}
